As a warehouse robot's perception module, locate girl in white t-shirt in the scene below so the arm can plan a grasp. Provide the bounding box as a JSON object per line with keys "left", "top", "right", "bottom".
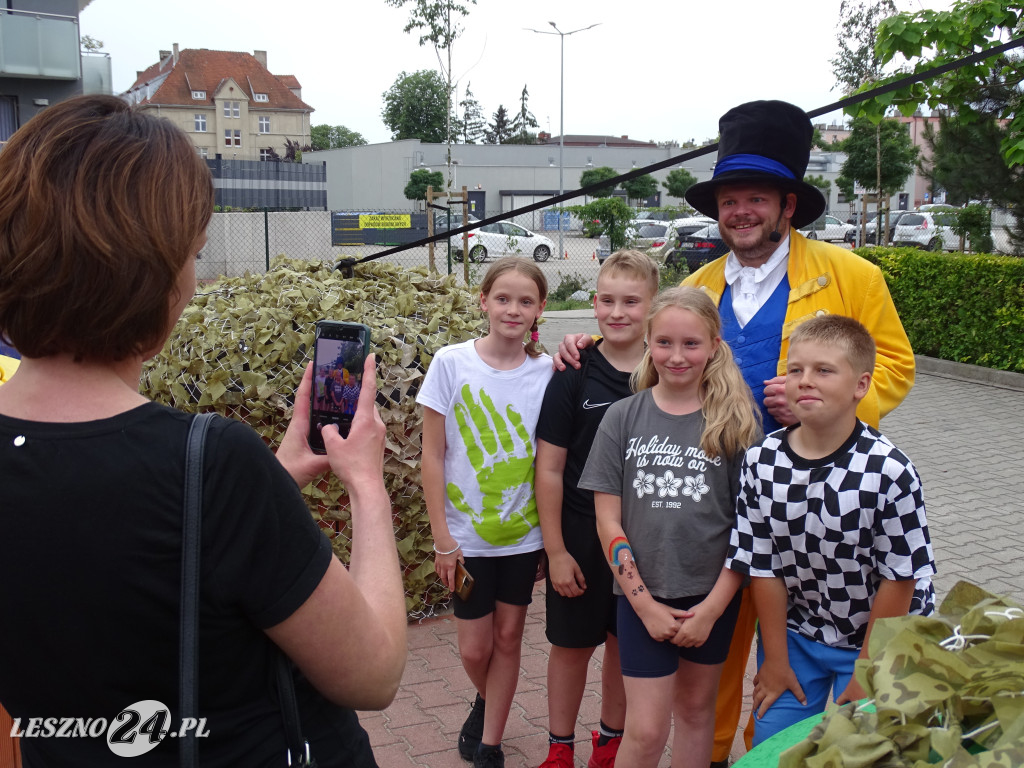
{"left": 579, "top": 286, "right": 760, "bottom": 768}
{"left": 417, "top": 257, "right": 552, "bottom": 768}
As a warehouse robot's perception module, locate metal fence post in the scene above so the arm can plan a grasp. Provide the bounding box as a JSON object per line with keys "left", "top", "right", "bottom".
{"left": 264, "top": 208, "right": 270, "bottom": 272}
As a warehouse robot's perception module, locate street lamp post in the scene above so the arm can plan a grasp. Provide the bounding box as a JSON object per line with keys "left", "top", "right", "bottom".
{"left": 527, "top": 21, "right": 600, "bottom": 261}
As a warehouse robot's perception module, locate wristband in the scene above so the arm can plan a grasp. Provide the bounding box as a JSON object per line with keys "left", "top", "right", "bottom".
{"left": 433, "top": 542, "right": 461, "bottom": 556}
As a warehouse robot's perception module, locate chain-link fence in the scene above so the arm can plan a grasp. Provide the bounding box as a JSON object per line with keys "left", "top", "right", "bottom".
{"left": 200, "top": 203, "right": 1020, "bottom": 294}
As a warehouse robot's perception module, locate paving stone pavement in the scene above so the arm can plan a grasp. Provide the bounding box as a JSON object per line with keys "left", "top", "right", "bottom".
{"left": 360, "top": 311, "right": 1024, "bottom": 767}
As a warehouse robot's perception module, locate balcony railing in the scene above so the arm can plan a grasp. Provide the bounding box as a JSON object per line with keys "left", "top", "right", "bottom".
{"left": 0, "top": 8, "right": 81, "bottom": 80}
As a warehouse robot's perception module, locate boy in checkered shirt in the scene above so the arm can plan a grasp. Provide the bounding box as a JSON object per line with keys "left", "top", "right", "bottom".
{"left": 725, "top": 315, "right": 936, "bottom": 746}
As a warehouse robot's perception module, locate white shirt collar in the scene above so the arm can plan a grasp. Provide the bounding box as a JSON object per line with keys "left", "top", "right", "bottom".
{"left": 724, "top": 234, "right": 791, "bottom": 285}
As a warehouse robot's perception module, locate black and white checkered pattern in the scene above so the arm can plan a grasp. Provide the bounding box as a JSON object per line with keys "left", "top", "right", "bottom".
{"left": 726, "top": 422, "right": 936, "bottom": 650}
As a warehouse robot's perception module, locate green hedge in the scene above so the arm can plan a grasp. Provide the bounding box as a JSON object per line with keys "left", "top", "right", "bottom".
{"left": 858, "top": 247, "right": 1024, "bottom": 373}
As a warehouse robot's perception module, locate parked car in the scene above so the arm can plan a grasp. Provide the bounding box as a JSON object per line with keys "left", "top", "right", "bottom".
{"left": 799, "top": 214, "right": 855, "bottom": 243}
{"left": 670, "top": 223, "right": 730, "bottom": 273}
{"left": 863, "top": 211, "right": 915, "bottom": 245}
{"left": 892, "top": 211, "right": 959, "bottom": 251}
{"left": 632, "top": 223, "right": 675, "bottom": 263}
{"left": 433, "top": 212, "right": 479, "bottom": 233}
{"left": 451, "top": 221, "right": 554, "bottom": 262}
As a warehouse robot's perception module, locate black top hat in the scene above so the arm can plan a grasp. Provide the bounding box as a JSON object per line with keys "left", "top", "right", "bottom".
{"left": 684, "top": 100, "right": 826, "bottom": 229}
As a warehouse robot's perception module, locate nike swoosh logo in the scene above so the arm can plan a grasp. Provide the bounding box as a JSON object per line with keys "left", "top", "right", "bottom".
{"left": 582, "top": 399, "right": 611, "bottom": 410}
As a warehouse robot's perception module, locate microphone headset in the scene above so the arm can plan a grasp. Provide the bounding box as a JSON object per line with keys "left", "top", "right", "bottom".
{"left": 768, "top": 197, "right": 787, "bottom": 243}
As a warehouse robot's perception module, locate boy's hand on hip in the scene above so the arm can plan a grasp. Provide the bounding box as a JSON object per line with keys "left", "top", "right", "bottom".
{"left": 836, "top": 676, "right": 867, "bottom": 706}
{"left": 753, "top": 658, "right": 806, "bottom": 718}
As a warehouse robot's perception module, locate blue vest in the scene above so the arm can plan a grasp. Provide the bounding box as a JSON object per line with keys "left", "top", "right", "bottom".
{"left": 719, "top": 278, "right": 788, "bottom": 433}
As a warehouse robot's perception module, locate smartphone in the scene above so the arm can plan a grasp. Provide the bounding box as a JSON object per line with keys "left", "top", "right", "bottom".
{"left": 453, "top": 561, "right": 475, "bottom": 602}
{"left": 308, "top": 320, "right": 371, "bottom": 454}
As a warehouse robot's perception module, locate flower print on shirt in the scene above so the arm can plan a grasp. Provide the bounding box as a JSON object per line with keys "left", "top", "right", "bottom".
{"left": 633, "top": 469, "right": 655, "bottom": 498}
{"left": 656, "top": 470, "right": 683, "bottom": 498}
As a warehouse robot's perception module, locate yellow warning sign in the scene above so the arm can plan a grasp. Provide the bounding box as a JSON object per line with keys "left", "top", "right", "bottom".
{"left": 359, "top": 214, "right": 410, "bottom": 229}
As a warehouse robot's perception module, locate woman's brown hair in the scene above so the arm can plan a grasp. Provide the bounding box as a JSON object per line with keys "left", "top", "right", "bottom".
{"left": 0, "top": 94, "right": 214, "bottom": 362}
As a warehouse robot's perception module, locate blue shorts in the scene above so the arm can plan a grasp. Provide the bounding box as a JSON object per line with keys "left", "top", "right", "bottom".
{"left": 616, "top": 591, "right": 741, "bottom": 677}
{"left": 453, "top": 551, "right": 542, "bottom": 620}
{"left": 751, "top": 629, "right": 859, "bottom": 747}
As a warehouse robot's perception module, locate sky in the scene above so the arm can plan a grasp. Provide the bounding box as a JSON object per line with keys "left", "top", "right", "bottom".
{"left": 80, "top": 0, "right": 936, "bottom": 146}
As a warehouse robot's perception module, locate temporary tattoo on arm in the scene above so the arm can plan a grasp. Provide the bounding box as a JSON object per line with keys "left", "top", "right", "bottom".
{"left": 631, "top": 586, "right": 645, "bottom": 597}
{"left": 609, "top": 536, "right": 632, "bottom": 566}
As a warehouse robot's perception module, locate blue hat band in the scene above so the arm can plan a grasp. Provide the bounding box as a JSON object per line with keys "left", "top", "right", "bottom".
{"left": 714, "top": 154, "right": 795, "bottom": 180}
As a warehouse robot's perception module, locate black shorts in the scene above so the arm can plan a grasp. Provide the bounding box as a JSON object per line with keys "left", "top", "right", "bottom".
{"left": 545, "top": 510, "right": 616, "bottom": 648}
{"left": 617, "top": 590, "right": 742, "bottom": 677}
{"left": 453, "top": 550, "right": 542, "bottom": 620}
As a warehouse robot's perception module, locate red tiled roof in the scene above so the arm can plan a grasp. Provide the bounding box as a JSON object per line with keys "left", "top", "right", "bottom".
{"left": 126, "top": 49, "right": 312, "bottom": 112}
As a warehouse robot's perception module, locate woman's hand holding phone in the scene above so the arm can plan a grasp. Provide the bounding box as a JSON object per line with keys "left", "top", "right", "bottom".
{"left": 321, "top": 353, "right": 386, "bottom": 492}
{"left": 275, "top": 361, "right": 331, "bottom": 488}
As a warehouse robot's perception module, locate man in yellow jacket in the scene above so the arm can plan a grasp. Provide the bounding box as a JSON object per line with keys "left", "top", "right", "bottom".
{"left": 682, "top": 100, "right": 914, "bottom": 767}
{"left": 557, "top": 100, "right": 914, "bottom": 767}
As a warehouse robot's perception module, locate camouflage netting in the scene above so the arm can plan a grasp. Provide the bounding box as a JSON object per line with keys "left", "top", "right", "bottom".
{"left": 778, "top": 581, "right": 1024, "bottom": 767}
{"left": 140, "top": 257, "right": 487, "bottom": 619}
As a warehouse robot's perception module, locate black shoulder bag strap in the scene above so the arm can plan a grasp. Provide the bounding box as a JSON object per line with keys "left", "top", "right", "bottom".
{"left": 180, "top": 412, "right": 215, "bottom": 768}
{"left": 178, "top": 412, "right": 313, "bottom": 768}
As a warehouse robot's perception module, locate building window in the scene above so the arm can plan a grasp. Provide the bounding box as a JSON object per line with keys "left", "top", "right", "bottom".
{"left": 223, "top": 101, "right": 240, "bottom": 118}
{"left": 194, "top": 114, "right": 207, "bottom": 132}
{"left": 260, "top": 148, "right": 273, "bottom": 161}
{"left": 191, "top": 90, "right": 206, "bottom": 100}
{"left": 258, "top": 116, "right": 270, "bottom": 134}
{"left": 254, "top": 93, "right": 269, "bottom": 102}
{"left": 197, "top": 147, "right": 209, "bottom": 159}
{"left": 224, "top": 129, "right": 241, "bottom": 147}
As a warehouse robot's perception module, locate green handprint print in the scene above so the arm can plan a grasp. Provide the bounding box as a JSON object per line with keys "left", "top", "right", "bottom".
{"left": 447, "top": 384, "right": 538, "bottom": 546}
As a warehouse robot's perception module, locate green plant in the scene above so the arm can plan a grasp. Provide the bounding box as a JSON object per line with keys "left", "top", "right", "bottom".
{"left": 568, "top": 197, "right": 634, "bottom": 251}
{"left": 549, "top": 270, "right": 589, "bottom": 302}
{"left": 859, "top": 246, "right": 1024, "bottom": 372}
{"left": 659, "top": 261, "right": 689, "bottom": 290}
{"left": 140, "top": 258, "right": 487, "bottom": 618}
{"left": 952, "top": 204, "right": 994, "bottom": 254}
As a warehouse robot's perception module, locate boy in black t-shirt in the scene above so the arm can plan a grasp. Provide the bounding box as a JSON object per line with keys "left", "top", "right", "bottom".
{"left": 726, "top": 315, "right": 936, "bottom": 747}
{"left": 534, "top": 250, "right": 658, "bottom": 768}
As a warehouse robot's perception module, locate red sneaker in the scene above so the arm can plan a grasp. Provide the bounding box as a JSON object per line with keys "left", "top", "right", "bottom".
{"left": 587, "top": 731, "right": 621, "bottom": 768}
{"left": 538, "top": 742, "right": 575, "bottom": 768}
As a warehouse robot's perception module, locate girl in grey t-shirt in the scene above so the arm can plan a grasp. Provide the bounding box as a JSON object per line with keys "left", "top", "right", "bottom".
{"left": 579, "top": 286, "right": 760, "bottom": 768}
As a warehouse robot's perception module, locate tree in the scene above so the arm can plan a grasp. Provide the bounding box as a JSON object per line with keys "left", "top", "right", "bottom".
{"left": 459, "top": 82, "right": 487, "bottom": 144}
{"left": 382, "top": 70, "right": 453, "bottom": 143}
{"left": 484, "top": 105, "right": 513, "bottom": 144}
{"left": 831, "top": 0, "right": 900, "bottom": 241}
{"left": 805, "top": 174, "right": 832, "bottom": 196}
{"left": 567, "top": 197, "right": 634, "bottom": 251}
{"left": 80, "top": 35, "right": 104, "bottom": 51}
{"left": 404, "top": 168, "right": 445, "bottom": 201}
{"left": 309, "top": 125, "right": 367, "bottom": 151}
{"left": 863, "top": 0, "right": 1024, "bottom": 250}
{"left": 385, "top": 0, "right": 477, "bottom": 191}
{"left": 621, "top": 174, "right": 658, "bottom": 206}
{"left": 579, "top": 166, "right": 619, "bottom": 198}
{"left": 662, "top": 168, "right": 697, "bottom": 199}
{"left": 510, "top": 85, "right": 539, "bottom": 144}
{"left": 830, "top": 0, "right": 897, "bottom": 94}
{"left": 836, "top": 118, "right": 918, "bottom": 231}
{"left": 863, "top": 0, "right": 1024, "bottom": 168}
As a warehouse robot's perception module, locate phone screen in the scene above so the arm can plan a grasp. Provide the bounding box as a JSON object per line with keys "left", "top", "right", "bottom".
{"left": 308, "top": 321, "right": 371, "bottom": 454}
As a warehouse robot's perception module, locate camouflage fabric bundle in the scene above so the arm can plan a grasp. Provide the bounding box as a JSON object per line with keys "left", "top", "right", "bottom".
{"left": 779, "top": 581, "right": 1024, "bottom": 767}
{"left": 141, "top": 257, "right": 486, "bottom": 618}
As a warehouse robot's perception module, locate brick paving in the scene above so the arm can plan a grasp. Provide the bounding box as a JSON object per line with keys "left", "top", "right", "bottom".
{"left": 361, "top": 311, "right": 1024, "bottom": 767}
